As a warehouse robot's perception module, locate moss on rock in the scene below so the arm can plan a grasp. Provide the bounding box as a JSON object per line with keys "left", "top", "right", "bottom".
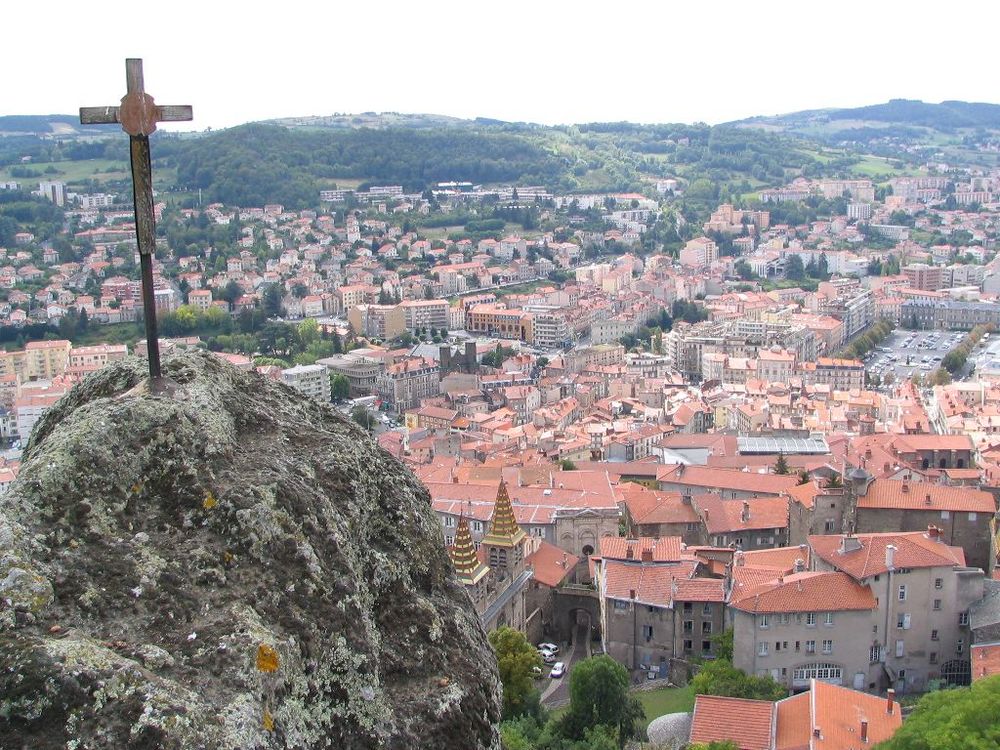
{"left": 0, "top": 351, "right": 501, "bottom": 749}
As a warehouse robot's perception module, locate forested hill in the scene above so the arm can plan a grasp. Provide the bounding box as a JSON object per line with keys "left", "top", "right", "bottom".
{"left": 148, "top": 119, "right": 822, "bottom": 209}
{"left": 731, "top": 99, "right": 1000, "bottom": 135}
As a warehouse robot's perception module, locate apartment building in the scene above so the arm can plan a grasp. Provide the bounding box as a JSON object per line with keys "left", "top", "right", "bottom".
{"left": 348, "top": 303, "right": 405, "bottom": 340}
{"left": 466, "top": 304, "right": 534, "bottom": 342}
{"left": 399, "top": 299, "right": 449, "bottom": 332}
{"left": 679, "top": 237, "right": 719, "bottom": 269}
{"left": 281, "top": 364, "right": 331, "bottom": 403}
{"left": 903, "top": 263, "right": 944, "bottom": 292}
{"left": 374, "top": 356, "right": 440, "bottom": 413}
{"left": 809, "top": 530, "right": 984, "bottom": 692}
{"left": 68, "top": 344, "right": 129, "bottom": 371}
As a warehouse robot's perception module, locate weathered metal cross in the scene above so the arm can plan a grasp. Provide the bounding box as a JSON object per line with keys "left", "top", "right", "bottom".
{"left": 80, "top": 59, "right": 192, "bottom": 379}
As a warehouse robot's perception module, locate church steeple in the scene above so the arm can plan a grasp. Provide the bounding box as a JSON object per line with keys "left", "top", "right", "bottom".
{"left": 481, "top": 479, "right": 527, "bottom": 550}
{"left": 449, "top": 514, "right": 489, "bottom": 585}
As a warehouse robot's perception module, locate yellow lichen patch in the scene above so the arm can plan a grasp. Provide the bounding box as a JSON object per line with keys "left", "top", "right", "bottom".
{"left": 223, "top": 551, "right": 234, "bottom": 564}
{"left": 256, "top": 644, "right": 279, "bottom": 673}
{"left": 131, "top": 483, "right": 142, "bottom": 495}
{"left": 202, "top": 492, "right": 217, "bottom": 510}
{"left": 262, "top": 709, "right": 274, "bottom": 732}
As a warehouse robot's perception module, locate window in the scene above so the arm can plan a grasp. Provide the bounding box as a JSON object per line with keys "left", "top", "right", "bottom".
{"left": 957, "top": 639, "right": 964, "bottom": 654}
{"left": 779, "top": 613, "right": 789, "bottom": 625}
{"left": 935, "top": 578, "right": 943, "bottom": 589}
{"left": 759, "top": 614, "right": 769, "bottom": 629}
{"left": 898, "top": 585, "right": 907, "bottom": 601}
{"left": 683, "top": 602, "right": 693, "bottom": 614}
{"left": 684, "top": 639, "right": 693, "bottom": 652}
{"left": 614, "top": 600, "right": 629, "bottom": 611}
{"left": 941, "top": 510, "right": 950, "bottom": 520}
{"left": 703, "top": 603, "right": 713, "bottom": 616}
{"left": 683, "top": 620, "right": 693, "bottom": 634}
{"left": 896, "top": 614, "right": 911, "bottom": 630}
{"left": 445, "top": 535, "right": 454, "bottom": 546}
{"left": 445, "top": 516, "right": 456, "bottom": 528}
{"left": 895, "top": 640, "right": 905, "bottom": 658}
{"left": 959, "top": 612, "right": 970, "bottom": 626}
{"left": 759, "top": 642, "right": 769, "bottom": 656}
{"left": 702, "top": 622, "right": 713, "bottom": 635}
{"left": 824, "top": 613, "right": 834, "bottom": 627}
{"left": 775, "top": 641, "right": 781, "bottom": 652}
{"left": 806, "top": 640, "right": 816, "bottom": 653}
{"left": 702, "top": 640, "right": 712, "bottom": 653}
{"left": 822, "top": 640, "right": 833, "bottom": 654}
{"left": 824, "top": 519, "right": 837, "bottom": 533}
{"left": 792, "top": 663, "right": 842, "bottom": 682}
{"left": 642, "top": 625, "right": 653, "bottom": 642}
{"left": 930, "top": 652, "right": 938, "bottom": 664}
{"left": 931, "top": 629, "right": 939, "bottom": 641}
{"left": 933, "top": 599, "right": 942, "bottom": 611}
{"left": 969, "top": 512, "right": 978, "bottom": 521}
{"left": 795, "top": 641, "right": 801, "bottom": 652}
{"left": 806, "top": 613, "right": 817, "bottom": 627}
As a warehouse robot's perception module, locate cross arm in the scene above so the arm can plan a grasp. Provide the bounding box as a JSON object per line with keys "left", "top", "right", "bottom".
{"left": 80, "top": 104, "right": 193, "bottom": 126}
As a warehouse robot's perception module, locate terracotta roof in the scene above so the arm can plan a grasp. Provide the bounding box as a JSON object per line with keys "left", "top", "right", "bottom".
{"left": 526, "top": 540, "right": 579, "bottom": 588}
{"left": 690, "top": 694, "right": 774, "bottom": 750}
{"left": 658, "top": 465, "right": 799, "bottom": 495}
{"left": 738, "top": 546, "right": 811, "bottom": 572}
{"left": 972, "top": 642, "right": 1000, "bottom": 682}
{"left": 618, "top": 485, "right": 700, "bottom": 525}
{"left": 695, "top": 494, "right": 789, "bottom": 533}
{"left": 809, "top": 679, "right": 902, "bottom": 749}
{"left": 893, "top": 434, "right": 974, "bottom": 452}
{"left": 598, "top": 536, "right": 682, "bottom": 563}
{"left": 809, "top": 531, "right": 967, "bottom": 580}
{"left": 673, "top": 577, "right": 726, "bottom": 603}
{"left": 856, "top": 479, "right": 996, "bottom": 513}
{"left": 601, "top": 559, "right": 698, "bottom": 606}
{"left": 730, "top": 571, "right": 876, "bottom": 614}
{"left": 775, "top": 692, "right": 810, "bottom": 750}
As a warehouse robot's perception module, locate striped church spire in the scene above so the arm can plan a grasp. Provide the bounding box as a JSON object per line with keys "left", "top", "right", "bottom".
{"left": 481, "top": 479, "right": 527, "bottom": 548}
{"left": 449, "top": 513, "right": 489, "bottom": 585}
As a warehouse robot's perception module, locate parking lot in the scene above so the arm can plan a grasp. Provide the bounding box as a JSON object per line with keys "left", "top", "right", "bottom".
{"left": 865, "top": 329, "right": 966, "bottom": 384}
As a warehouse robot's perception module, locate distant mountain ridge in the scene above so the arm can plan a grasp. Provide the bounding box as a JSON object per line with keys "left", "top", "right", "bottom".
{"left": 730, "top": 99, "right": 1000, "bottom": 132}
{"left": 0, "top": 115, "right": 118, "bottom": 136}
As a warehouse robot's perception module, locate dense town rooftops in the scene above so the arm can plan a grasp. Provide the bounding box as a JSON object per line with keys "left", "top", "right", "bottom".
{"left": 809, "top": 530, "right": 968, "bottom": 580}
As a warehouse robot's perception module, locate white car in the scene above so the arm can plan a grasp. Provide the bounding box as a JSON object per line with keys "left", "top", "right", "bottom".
{"left": 550, "top": 662, "right": 566, "bottom": 678}
{"left": 539, "top": 650, "right": 557, "bottom": 664}
{"left": 537, "top": 642, "right": 560, "bottom": 655}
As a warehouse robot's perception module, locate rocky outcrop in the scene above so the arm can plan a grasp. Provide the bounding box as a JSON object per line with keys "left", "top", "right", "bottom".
{"left": 0, "top": 352, "right": 501, "bottom": 749}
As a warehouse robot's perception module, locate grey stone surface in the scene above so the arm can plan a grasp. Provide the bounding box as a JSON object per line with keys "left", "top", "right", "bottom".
{"left": 0, "top": 351, "right": 501, "bottom": 749}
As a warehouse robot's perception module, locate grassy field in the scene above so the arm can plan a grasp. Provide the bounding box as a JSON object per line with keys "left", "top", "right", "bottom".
{"left": 0, "top": 158, "right": 132, "bottom": 187}
{"left": 849, "top": 155, "right": 904, "bottom": 179}
{"left": 548, "top": 684, "right": 695, "bottom": 734}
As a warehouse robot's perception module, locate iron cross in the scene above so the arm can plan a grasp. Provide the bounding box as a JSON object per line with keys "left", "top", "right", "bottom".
{"left": 80, "top": 59, "right": 192, "bottom": 379}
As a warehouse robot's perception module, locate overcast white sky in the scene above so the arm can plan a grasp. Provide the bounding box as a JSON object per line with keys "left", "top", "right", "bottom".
{"left": 6, "top": 0, "right": 998, "bottom": 132}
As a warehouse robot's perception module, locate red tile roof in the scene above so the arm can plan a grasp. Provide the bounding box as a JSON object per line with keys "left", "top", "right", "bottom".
{"left": 658, "top": 464, "right": 799, "bottom": 495}
{"left": 857, "top": 479, "right": 996, "bottom": 513}
{"left": 730, "top": 571, "right": 876, "bottom": 614}
{"left": 601, "top": 559, "right": 698, "bottom": 606}
{"left": 526, "top": 540, "right": 579, "bottom": 588}
{"left": 809, "top": 531, "right": 967, "bottom": 580}
{"left": 673, "top": 577, "right": 726, "bottom": 602}
{"left": 690, "top": 694, "right": 774, "bottom": 750}
{"left": 695, "top": 494, "right": 789, "bottom": 533}
{"left": 598, "top": 536, "right": 683, "bottom": 563}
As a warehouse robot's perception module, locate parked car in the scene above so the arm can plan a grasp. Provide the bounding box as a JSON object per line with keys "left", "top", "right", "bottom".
{"left": 537, "top": 642, "right": 560, "bottom": 655}
{"left": 550, "top": 662, "right": 566, "bottom": 678}
{"left": 539, "top": 650, "right": 557, "bottom": 664}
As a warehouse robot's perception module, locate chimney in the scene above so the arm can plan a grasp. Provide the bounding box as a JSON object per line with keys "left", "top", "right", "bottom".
{"left": 861, "top": 720, "right": 869, "bottom": 743}
{"left": 901, "top": 482, "right": 909, "bottom": 493}
{"left": 886, "top": 689, "right": 895, "bottom": 715}
{"left": 641, "top": 548, "right": 653, "bottom": 563}
{"left": 629, "top": 588, "right": 636, "bottom": 601}
{"left": 682, "top": 493, "right": 692, "bottom": 505}
{"left": 885, "top": 544, "right": 896, "bottom": 571}
{"left": 794, "top": 558, "right": 806, "bottom": 573}
{"left": 741, "top": 500, "right": 750, "bottom": 522}
{"left": 626, "top": 546, "right": 634, "bottom": 560}
{"left": 813, "top": 728, "right": 822, "bottom": 739}
{"left": 927, "top": 525, "right": 940, "bottom": 540}
{"left": 925, "top": 493, "right": 932, "bottom": 505}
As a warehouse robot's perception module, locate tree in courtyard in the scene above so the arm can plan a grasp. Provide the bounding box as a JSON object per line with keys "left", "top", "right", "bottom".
{"left": 559, "top": 655, "right": 644, "bottom": 748}
{"left": 691, "top": 659, "right": 786, "bottom": 702}
{"left": 774, "top": 453, "right": 790, "bottom": 475}
{"left": 330, "top": 374, "right": 350, "bottom": 401}
{"left": 873, "top": 675, "right": 1000, "bottom": 750}
{"left": 785, "top": 254, "right": 805, "bottom": 281}
{"left": 826, "top": 472, "right": 843, "bottom": 489}
{"left": 797, "top": 469, "right": 811, "bottom": 485}
{"left": 488, "top": 627, "right": 543, "bottom": 721}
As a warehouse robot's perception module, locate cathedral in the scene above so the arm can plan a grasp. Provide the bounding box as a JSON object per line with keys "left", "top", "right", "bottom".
{"left": 449, "top": 480, "right": 532, "bottom": 631}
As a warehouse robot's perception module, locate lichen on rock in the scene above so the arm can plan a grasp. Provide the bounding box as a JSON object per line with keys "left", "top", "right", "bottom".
{"left": 0, "top": 351, "right": 501, "bottom": 749}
